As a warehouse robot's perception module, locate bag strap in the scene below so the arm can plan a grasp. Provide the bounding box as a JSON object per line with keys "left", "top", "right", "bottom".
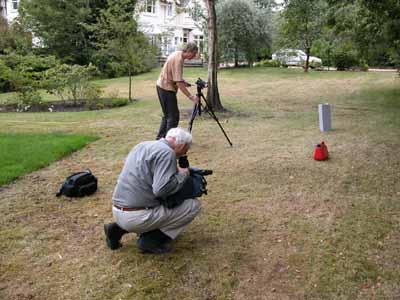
{"left": 65, "top": 169, "right": 92, "bottom": 180}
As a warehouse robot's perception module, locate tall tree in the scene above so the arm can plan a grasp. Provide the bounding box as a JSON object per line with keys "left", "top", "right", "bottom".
{"left": 0, "top": 16, "right": 32, "bottom": 54}
{"left": 91, "top": 0, "right": 155, "bottom": 101}
{"left": 327, "top": 0, "right": 400, "bottom": 67}
{"left": 280, "top": 0, "right": 326, "bottom": 72}
{"left": 204, "top": 0, "right": 223, "bottom": 110}
{"left": 217, "top": 0, "right": 271, "bottom": 67}
{"left": 18, "top": 0, "right": 107, "bottom": 64}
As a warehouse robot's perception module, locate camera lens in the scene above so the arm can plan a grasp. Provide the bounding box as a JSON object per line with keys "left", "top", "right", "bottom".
{"left": 178, "top": 156, "right": 190, "bottom": 168}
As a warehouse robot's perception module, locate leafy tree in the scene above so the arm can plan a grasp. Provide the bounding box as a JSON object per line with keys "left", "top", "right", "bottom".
{"left": 217, "top": 0, "right": 256, "bottom": 67}
{"left": 0, "top": 16, "right": 32, "bottom": 54}
{"left": 18, "top": 0, "right": 107, "bottom": 65}
{"left": 279, "top": 0, "right": 326, "bottom": 72}
{"left": 0, "top": 53, "right": 59, "bottom": 105}
{"left": 43, "top": 64, "right": 100, "bottom": 103}
{"left": 90, "top": 0, "right": 155, "bottom": 101}
{"left": 217, "top": 0, "right": 272, "bottom": 67}
{"left": 327, "top": 0, "right": 400, "bottom": 67}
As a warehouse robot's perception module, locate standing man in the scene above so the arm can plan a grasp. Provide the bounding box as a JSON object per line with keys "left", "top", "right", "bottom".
{"left": 156, "top": 42, "right": 200, "bottom": 139}
{"left": 104, "top": 128, "right": 201, "bottom": 254}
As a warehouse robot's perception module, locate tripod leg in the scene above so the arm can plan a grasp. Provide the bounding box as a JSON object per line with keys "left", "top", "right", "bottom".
{"left": 188, "top": 103, "right": 199, "bottom": 132}
{"left": 199, "top": 93, "right": 233, "bottom": 147}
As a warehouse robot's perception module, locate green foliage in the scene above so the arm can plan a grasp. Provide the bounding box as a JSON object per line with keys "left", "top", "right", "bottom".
{"left": 217, "top": 0, "right": 272, "bottom": 66}
{"left": 15, "top": 89, "right": 44, "bottom": 110}
{"left": 0, "top": 16, "right": 32, "bottom": 55}
{"left": 90, "top": 0, "right": 155, "bottom": 100}
{"left": 109, "top": 98, "right": 129, "bottom": 107}
{"left": 43, "top": 63, "right": 100, "bottom": 103}
{"left": 254, "top": 59, "right": 281, "bottom": 67}
{"left": 279, "top": 0, "right": 327, "bottom": 71}
{"left": 0, "top": 53, "right": 59, "bottom": 106}
{"left": 18, "top": 0, "right": 108, "bottom": 65}
{"left": 326, "top": 0, "right": 400, "bottom": 67}
{"left": 0, "top": 133, "right": 98, "bottom": 186}
{"left": 333, "top": 51, "right": 358, "bottom": 71}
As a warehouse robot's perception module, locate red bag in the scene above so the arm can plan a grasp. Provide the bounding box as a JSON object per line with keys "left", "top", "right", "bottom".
{"left": 314, "top": 141, "right": 329, "bottom": 161}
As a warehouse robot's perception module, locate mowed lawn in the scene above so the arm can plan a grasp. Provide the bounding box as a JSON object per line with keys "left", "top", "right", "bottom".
{"left": 0, "top": 133, "right": 98, "bottom": 186}
{"left": 0, "top": 67, "right": 399, "bottom": 300}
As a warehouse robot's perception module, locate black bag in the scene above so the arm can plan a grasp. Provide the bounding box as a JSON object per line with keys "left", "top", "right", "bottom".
{"left": 56, "top": 170, "right": 98, "bottom": 198}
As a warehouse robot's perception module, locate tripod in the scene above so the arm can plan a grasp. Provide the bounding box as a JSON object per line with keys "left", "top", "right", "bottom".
{"left": 188, "top": 79, "right": 233, "bottom": 147}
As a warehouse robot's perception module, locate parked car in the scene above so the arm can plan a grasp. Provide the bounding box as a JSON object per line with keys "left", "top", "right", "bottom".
{"left": 272, "top": 49, "right": 322, "bottom": 68}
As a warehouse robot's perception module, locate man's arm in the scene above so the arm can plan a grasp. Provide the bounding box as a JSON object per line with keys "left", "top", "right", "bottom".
{"left": 176, "top": 81, "right": 199, "bottom": 103}
{"left": 152, "top": 153, "right": 190, "bottom": 199}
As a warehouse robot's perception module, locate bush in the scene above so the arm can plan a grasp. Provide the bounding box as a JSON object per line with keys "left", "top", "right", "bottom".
{"left": 333, "top": 51, "right": 358, "bottom": 71}
{"left": 358, "top": 59, "right": 369, "bottom": 72}
{"left": 0, "top": 53, "right": 58, "bottom": 93}
{"left": 109, "top": 98, "right": 128, "bottom": 107}
{"left": 16, "top": 88, "right": 43, "bottom": 111}
{"left": 84, "top": 84, "right": 103, "bottom": 110}
{"left": 255, "top": 59, "right": 281, "bottom": 68}
{"left": 43, "top": 63, "right": 100, "bottom": 103}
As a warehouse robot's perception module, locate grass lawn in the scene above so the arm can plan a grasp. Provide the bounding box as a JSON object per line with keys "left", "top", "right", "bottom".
{"left": 0, "top": 67, "right": 399, "bottom": 300}
{"left": 0, "top": 133, "right": 98, "bottom": 186}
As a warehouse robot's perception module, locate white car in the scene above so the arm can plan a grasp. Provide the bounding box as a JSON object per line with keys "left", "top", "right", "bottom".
{"left": 272, "top": 49, "right": 322, "bottom": 67}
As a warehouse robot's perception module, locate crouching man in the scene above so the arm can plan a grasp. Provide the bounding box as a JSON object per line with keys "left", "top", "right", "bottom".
{"left": 104, "top": 128, "right": 201, "bottom": 254}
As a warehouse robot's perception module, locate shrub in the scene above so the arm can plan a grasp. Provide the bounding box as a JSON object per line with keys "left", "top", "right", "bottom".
{"left": 255, "top": 59, "right": 281, "bottom": 68}
{"left": 16, "top": 88, "right": 43, "bottom": 111}
{"left": 358, "top": 59, "right": 369, "bottom": 72}
{"left": 109, "top": 98, "right": 128, "bottom": 107}
{"left": 333, "top": 51, "right": 358, "bottom": 71}
{"left": 0, "top": 53, "right": 58, "bottom": 93}
{"left": 84, "top": 84, "right": 103, "bottom": 110}
{"left": 43, "top": 63, "right": 99, "bottom": 104}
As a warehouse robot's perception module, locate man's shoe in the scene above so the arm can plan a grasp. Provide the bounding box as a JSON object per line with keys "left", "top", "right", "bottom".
{"left": 104, "top": 223, "right": 127, "bottom": 250}
{"left": 136, "top": 233, "right": 171, "bottom": 254}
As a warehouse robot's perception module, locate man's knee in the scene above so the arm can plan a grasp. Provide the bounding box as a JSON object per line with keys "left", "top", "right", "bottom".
{"left": 187, "top": 198, "right": 201, "bottom": 216}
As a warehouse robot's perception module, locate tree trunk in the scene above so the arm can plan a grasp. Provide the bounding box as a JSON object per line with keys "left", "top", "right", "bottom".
{"left": 205, "top": 0, "right": 224, "bottom": 111}
{"left": 128, "top": 65, "right": 132, "bottom": 102}
{"left": 234, "top": 47, "right": 239, "bottom": 67}
{"left": 304, "top": 47, "right": 310, "bottom": 73}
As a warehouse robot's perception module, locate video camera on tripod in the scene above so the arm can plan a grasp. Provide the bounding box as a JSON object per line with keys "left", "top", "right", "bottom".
{"left": 188, "top": 78, "right": 233, "bottom": 147}
{"left": 195, "top": 78, "right": 207, "bottom": 90}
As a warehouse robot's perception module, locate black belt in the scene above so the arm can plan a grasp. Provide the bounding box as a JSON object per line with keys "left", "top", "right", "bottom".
{"left": 113, "top": 204, "right": 151, "bottom": 211}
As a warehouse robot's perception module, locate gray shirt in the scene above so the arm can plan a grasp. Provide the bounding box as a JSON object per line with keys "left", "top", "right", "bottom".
{"left": 112, "top": 139, "right": 188, "bottom": 208}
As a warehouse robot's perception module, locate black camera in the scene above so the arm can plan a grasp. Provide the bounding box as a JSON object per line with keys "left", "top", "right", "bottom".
{"left": 196, "top": 78, "right": 207, "bottom": 90}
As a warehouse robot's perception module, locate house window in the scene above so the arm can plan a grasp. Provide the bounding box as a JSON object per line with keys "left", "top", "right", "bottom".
{"left": 12, "top": 0, "right": 18, "bottom": 10}
{"left": 167, "top": 3, "right": 173, "bottom": 17}
{"left": 183, "top": 32, "right": 188, "bottom": 43}
{"left": 174, "top": 37, "right": 179, "bottom": 45}
{"left": 194, "top": 35, "right": 204, "bottom": 53}
{"left": 146, "top": 0, "right": 155, "bottom": 14}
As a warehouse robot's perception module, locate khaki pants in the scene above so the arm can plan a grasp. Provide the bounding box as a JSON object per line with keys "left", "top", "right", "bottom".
{"left": 113, "top": 198, "right": 201, "bottom": 239}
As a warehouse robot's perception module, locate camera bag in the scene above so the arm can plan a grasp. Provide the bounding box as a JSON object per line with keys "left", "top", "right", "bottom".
{"left": 56, "top": 170, "right": 98, "bottom": 198}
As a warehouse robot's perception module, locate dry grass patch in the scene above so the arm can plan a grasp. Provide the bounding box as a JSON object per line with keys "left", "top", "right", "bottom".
{"left": 0, "top": 68, "right": 399, "bottom": 300}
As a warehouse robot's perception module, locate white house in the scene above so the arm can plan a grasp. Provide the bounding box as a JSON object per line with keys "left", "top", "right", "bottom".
{"left": 136, "top": 0, "right": 205, "bottom": 57}
{"left": 0, "top": 0, "right": 19, "bottom": 22}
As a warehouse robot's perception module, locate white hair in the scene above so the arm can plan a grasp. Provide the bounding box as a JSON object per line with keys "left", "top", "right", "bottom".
{"left": 166, "top": 127, "right": 192, "bottom": 146}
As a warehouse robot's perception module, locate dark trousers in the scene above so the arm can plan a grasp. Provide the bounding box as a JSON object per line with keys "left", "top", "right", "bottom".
{"left": 156, "top": 86, "right": 179, "bottom": 139}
